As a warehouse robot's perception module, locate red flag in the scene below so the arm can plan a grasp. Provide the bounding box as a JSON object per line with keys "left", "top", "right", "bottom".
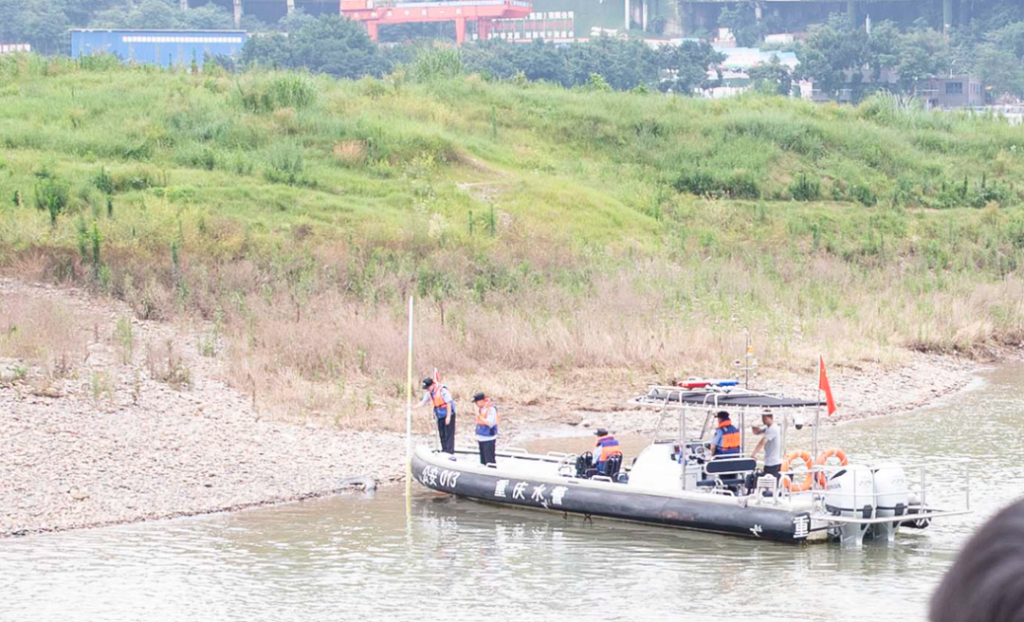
{"left": 819, "top": 355, "right": 837, "bottom": 415}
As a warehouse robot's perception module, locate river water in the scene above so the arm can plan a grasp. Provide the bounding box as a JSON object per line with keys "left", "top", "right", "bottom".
{"left": 2, "top": 365, "right": 1023, "bottom": 622}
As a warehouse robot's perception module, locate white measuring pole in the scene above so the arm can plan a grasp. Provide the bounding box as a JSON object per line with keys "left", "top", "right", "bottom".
{"left": 405, "top": 296, "right": 415, "bottom": 511}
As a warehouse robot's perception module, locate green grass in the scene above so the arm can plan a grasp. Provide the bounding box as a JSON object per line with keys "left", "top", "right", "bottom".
{"left": 0, "top": 54, "right": 1023, "bottom": 422}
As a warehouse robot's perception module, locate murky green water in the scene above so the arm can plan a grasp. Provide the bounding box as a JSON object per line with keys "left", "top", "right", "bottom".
{"left": 2, "top": 365, "right": 1022, "bottom": 622}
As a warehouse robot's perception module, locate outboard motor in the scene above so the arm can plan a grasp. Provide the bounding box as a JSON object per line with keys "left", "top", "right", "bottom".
{"left": 823, "top": 464, "right": 876, "bottom": 548}
{"left": 870, "top": 463, "right": 909, "bottom": 544}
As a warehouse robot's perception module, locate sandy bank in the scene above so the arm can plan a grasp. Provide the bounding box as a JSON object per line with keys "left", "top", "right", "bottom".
{"left": 0, "top": 278, "right": 988, "bottom": 538}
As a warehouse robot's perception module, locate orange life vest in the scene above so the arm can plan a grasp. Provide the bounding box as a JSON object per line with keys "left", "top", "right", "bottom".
{"left": 715, "top": 419, "right": 741, "bottom": 456}
{"left": 475, "top": 398, "right": 498, "bottom": 438}
{"left": 595, "top": 435, "right": 623, "bottom": 463}
{"left": 429, "top": 384, "right": 449, "bottom": 409}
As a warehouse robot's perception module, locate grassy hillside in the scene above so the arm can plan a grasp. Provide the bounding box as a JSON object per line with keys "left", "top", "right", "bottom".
{"left": 1, "top": 54, "right": 1023, "bottom": 420}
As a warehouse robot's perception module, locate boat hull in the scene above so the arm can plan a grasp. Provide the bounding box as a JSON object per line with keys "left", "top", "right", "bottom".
{"left": 412, "top": 449, "right": 812, "bottom": 544}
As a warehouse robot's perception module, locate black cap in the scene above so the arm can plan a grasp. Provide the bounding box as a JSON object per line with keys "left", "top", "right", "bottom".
{"left": 422, "top": 377, "right": 434, "bottom": 389}
{"left": 716, "top": 411, "right": 731, "bottom": 420}
{"left": 473, "top": 392, "right": 486, "bottom": 402}
{"left": 594, "top": 428, "right": 609, "bottom": 437}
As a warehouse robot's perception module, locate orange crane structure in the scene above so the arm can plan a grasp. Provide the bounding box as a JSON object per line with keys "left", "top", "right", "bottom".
{"left": 340, "top": 0, "right": 531, "bottom": 45}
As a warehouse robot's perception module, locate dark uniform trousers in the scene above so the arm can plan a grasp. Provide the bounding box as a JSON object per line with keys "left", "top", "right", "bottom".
{"left": 478, "top": 439, "right": 496, "bottom": 465}
{"left": 435, "top": 410, "right": 456, "bottom": 453}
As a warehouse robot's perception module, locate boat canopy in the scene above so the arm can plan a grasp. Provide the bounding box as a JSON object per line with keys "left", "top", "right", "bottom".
{"left": 639, "top": 388, "right": 825, "bottom": 409}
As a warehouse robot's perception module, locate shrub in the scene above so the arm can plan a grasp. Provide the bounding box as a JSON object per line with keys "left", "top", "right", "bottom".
{"left": 78, "top": 54, "right": 121, "bottom": 72}
{"left": 788, "top": 174, "right": 821, "bottom": 201}
{"left": 674, "top": 169, "right": 760, "bottom": 199}
{"left": 333, "top": 140, "right": 367, "bottom": 167}
{"left": 586, "top": 73, "right": 612, "bottom": 92}
{"left": 852, "top": 183, "right": 876, "bottom": 206}
{"left": 108, "top": 167, "right": 163, "bottom": 193}
{"left": 264, "top": 144, "right": 307, "bottom": 185}
{"left": 238, "top": 74, "right": 317, "bottom": 113}
{"left": 34, "top": 177, "right": 69, "bottom": 226}
{"left": 176, "top": 146, "right": 218, "bottom": 171}
{"left": 93, "top": 167, "right": 115, "bottom": 194}
{"left": 411, "top": 47, "right": 463, "bottom": 83}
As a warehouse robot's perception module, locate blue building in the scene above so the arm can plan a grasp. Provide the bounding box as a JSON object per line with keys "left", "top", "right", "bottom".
{"left": 70, "top": 29, "right": 248, "bottom": 68}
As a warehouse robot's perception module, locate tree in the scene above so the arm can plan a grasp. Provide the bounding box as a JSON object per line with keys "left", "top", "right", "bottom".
{"left": 987, "top": 21, "right": 1024, "bottom": 59}
{"left": 718, "top": 2, "right": 765, "bottom": 48}
{"left": 240, "top": 32, "right": 290, "bottom": 68}
{"left": 241, "top": 15, "right": 390, "bottom": 79}
{"left": 748, "top": 55, "right": 793, "bottom": 95}
{"left": 562, "top": 36, "right": 659, "bottom": 90}
{"left": 276, "top": 8, "right": 317, "bottom": 33}
{"left": 509, "top": 39, "right": 564, "bottom": 83}
{"left": 659, "top": 40, "right": 725, "bottom": 94}
{"left": 90, "top": 0, "right": 234, "bottom": 32}
{"left": 126, "top": 0, "right": 179, "bottom": 29}
{"left": 973, "top": 42, "right": 1024, "bottom": 98}
{"left": 0, "top": 0, "right": 71, "bottom": 54}
{"left": 864, "top": 20, "right": 901, "bottom": 82}
{"left": 179, "top": 3, "right": 235, "bottom": 30}
{"left": 796, "top": 15, "right": 865, "bottom": 98}
{"left": 895, "top": 26, "right": 950, "bottom": 93}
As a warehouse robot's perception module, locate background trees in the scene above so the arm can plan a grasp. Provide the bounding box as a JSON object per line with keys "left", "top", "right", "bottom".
{"left": 460, "top": 37, "right": 721, "bottom": 93}
{"left": 796, "top": 16, "right": 954, "bottom": 100}
{"left": 748, "top": 55, "right": 793, "bottom": 95}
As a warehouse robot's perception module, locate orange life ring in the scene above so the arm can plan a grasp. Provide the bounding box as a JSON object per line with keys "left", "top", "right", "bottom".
{"left": 781, "top": 450, "right": 813, "bottom": 492}
{"left": 815, "top": 448, "right": 849, "bottom": 487}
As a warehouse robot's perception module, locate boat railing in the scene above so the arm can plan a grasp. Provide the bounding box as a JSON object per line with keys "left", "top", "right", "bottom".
{"left": 775, "top": 458, "right": 974, "bottom": 521}
{"left": 629, "top": 384, "right": 786, "bottom": 410}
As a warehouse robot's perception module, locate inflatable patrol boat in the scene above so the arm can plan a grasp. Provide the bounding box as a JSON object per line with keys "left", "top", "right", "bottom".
{"left": 412, "top": 384, "right": 971, "bottom": 545}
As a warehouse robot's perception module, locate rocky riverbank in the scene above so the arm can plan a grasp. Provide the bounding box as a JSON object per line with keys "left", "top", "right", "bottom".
{"left": 0, "top": 278, "right": 988, "bottom": 538}
{"left": 1, "top": 279, "right": 418, "bottom": 538}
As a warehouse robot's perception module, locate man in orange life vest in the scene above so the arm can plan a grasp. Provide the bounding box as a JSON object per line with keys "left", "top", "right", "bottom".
{"left": 472, "top": 392, "right": 498, "bottom": 466}
{"left": 592, "top": 429, "right": 623, "bottom": 475}
{"left": 710, "top": 411, "right": 741, "bottom": 458}
{"left": 418, "top": 377, "right": 456, "bottom": 454}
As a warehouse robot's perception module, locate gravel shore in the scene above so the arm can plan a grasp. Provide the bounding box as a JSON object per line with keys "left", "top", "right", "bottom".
{"left": 1, "top": 279, "right": 417, "bottom": 538}
{"left": 0, "top": 278, "right": 986, "bottom": 538}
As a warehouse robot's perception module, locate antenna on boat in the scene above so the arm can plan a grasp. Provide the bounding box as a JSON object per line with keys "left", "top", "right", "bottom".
{"left": 405, "top": 296, "right": 415, "bottom": 517}
{"left": 734, "top": 331, "right": 757, "bottom": 389}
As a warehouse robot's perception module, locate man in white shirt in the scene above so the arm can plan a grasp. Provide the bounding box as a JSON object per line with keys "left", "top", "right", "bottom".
{"left": 750, "top": 411, "right": 782, "bottom": 482}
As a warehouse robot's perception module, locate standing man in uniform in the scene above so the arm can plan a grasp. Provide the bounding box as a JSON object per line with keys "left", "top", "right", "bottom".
{"left": 473, "top": 392, "right": 498, "bottom": 466}
{"left": 418, "top": 377, "right": 456, "bottom": 454}
{"left": 750, "top": 410, "right": 782, "bottom": 481}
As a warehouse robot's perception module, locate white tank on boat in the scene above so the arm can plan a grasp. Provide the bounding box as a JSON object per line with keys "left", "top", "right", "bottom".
{"left": 870, "top": 463, "right": 909, "bottom": 543}
{"left": 824, "top": 464, "right": 876, "bottom": 547}
{"left": 628, "top": 443, "right": 684, "bottom": 492}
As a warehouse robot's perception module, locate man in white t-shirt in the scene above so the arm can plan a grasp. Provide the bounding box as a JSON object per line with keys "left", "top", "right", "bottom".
{"left": 750, "top": 411, "right": 782, "bottom": 481}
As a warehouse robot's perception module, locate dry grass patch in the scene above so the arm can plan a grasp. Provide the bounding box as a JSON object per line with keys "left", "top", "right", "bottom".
{"left": 0, "top": 292, "right": 91, "bottom": 379}
{"left": 332, "top": 140, "right": 367, "bottom": 166}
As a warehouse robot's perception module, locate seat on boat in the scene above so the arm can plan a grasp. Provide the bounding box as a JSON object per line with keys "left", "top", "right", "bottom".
{"left": 605, "top": 454, "right": 623, "bottom": 480}
{"left": 696, "top": 457, "right": 757, "bottom": 490}
{"left": 705, "top": 457, "right": 756, "bottom": 476}
{"left": 576, "top": 452, "right": 624, "bottom": 481}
